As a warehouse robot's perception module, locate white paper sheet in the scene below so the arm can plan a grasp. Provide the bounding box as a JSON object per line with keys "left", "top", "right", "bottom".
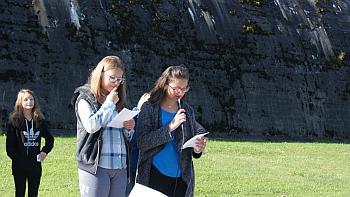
{"left": 106, "top": 108, "right": 139, "bottom": 128}
{"left": 182, "top": 132, "right": 209, "bottom": 149}
{"left": 129, "top": 183, "right": 167, "bottom": 197}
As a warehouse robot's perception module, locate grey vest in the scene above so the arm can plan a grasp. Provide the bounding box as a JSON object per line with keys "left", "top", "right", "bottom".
{"left": 73, "top": 85, "right": 102, "bottom": 174}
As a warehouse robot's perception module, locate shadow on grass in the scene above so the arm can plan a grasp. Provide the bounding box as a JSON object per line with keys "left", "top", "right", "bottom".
{"left": 49, "top": 129, "right": 350, "bottom": 144}
{"left": 210, "top": 132, "right": 350, "bottom": 144}
{"left": 50, "top": 129, "right": 76, "bottom": 137}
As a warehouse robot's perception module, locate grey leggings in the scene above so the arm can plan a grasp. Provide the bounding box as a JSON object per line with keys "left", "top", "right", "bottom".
{"left": 78, "top": 167, "right": 127, "bottom": 197}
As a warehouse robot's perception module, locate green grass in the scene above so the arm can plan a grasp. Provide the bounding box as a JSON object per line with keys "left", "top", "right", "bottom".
{"left": 0, "top": 136, "right": 349, "bottom": 196}
{"left": 194, "top": 140, "right": 350, "bottom": 196}
{"left": 0, "top": 136, "right": 79, "bottom": 196}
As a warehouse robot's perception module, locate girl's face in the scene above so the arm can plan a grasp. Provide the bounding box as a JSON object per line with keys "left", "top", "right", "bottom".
{"left": 166, "top": 78, "right": 189, "bottom": 102}
{"left": 21, "top": 93, "right": 35, "bottom": 111}
{"left": 101, "top": 68, "right": 124, "bottom": 94}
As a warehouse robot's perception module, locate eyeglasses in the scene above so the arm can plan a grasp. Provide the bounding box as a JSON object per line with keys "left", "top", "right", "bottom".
{"left": 107, "top": 75, "right": 125, "bottom": 84}
{"left": 168, "top": 84, "right": 190, "bottom": 93}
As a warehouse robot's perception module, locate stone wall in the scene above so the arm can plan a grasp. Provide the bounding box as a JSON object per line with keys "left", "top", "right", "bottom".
{"left": 0, "top": 0, "right": 349, "bottom": 138}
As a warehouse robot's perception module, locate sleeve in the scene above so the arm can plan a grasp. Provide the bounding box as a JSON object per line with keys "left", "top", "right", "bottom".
{"left": 188, "top": 106, "right": 202, "bottom": 159}
{"left": 40, "top": 121, "right": 54, "bottom": 154}
{"left": 78, "top": 99, "right": 115, "bottom": 133}
{"left": 123, "top": 128, "right": 135, "bottom": 142}
{"left": 136, "top": 102, "right": 172, "bottom": 152}
{"left": 6, "top": 121, "right": 18, "bottom": 160}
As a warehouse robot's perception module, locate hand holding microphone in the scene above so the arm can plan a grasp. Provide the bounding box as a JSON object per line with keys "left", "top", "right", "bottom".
{"left": 106, "top": 87, "right": 119, "bottom": 104}
{"left": 167, "top": 100, "right": 186, "bottom": 132}
{"left": 167, "top": 109, "right": 186, "bottom": 132}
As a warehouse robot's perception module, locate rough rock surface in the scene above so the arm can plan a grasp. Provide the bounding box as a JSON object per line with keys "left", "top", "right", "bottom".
{"left": 0, "top": 0, "right": 349, "bottom": 138}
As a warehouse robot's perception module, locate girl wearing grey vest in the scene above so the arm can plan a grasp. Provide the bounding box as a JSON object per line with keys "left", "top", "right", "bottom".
{"left": 72, "top": 56, "right": 135, "bottom": 197}
{"left": 136, "top": 65, "right": 208, "bottom": 197}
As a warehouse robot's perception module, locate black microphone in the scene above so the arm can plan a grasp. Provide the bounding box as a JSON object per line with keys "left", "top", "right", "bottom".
{"left": 173, "top": 99, "right": 185, "bottom": 197}
{"left": 177, "top": 99, "right": 185, "bottom": 133}
{"left": 177, "top": 99, "right": 181, "bottom": 109}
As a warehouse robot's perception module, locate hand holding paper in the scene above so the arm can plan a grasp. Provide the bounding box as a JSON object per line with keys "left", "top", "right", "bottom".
{"left": 182, "top": 132, "right": 209, "bottom": 149}
{"left": 123, "top": 119, "right": 135, "bottom": 130}
{"left": 106, "top": 108, "right": 139, "bottom": 128}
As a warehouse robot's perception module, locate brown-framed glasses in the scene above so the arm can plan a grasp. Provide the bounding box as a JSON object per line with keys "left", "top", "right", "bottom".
{"left": 167, "top": 84, "right": 190, "bottom": 93}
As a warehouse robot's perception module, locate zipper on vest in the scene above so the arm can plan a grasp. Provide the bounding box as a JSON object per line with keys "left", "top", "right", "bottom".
{"left": 126, "top": 136, "right": 131, "bottom": 183}
{"left": 94, "top": 136, "right": 101, "bottom": 174}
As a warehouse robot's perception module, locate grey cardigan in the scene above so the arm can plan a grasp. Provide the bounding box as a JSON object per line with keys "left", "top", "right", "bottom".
{"left": 136, "top": 100, "right": 202, "bottom": 197}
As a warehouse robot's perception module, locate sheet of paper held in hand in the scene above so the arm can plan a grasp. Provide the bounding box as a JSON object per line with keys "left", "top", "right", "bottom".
{"left": 129, "top": 183, "right": 167, "bottom": 197}
{"left": 106, "top": 108, "right": 139, "bottom": 128}
{"left": 182, "top": 132, "right": 209, "bottom": 149}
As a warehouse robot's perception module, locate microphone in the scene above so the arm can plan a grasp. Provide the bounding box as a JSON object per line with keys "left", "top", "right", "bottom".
{"left": 177, "top": 99, "right": 185, "bottom": 155}
{"left": 174, "top": 99, "right": 185, "bottom": 197}
{"left": 177, "top": 99, "right": 184, "bottom": 133}
{"left": 177, "top": 99, "right": 181, "bottom": 108}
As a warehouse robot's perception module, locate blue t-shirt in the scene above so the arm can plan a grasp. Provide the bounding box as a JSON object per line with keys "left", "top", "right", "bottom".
{"left": 152, "top": 109, "right": 181, "bottom": 178}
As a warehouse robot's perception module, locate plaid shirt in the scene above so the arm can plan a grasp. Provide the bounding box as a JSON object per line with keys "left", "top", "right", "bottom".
{"left": 77, "top": 99, "right": 133, "bottom": 169}
{"left": 99, "top": 123, "right": 133, "bottom": 169}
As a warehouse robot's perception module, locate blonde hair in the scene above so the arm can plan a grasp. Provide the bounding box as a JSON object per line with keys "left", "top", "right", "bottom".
{"left": 9, "top": 89, "right": 44, "bottom": 128}
{"left": 88, "top": 56, "right": 126, "bottom": 111}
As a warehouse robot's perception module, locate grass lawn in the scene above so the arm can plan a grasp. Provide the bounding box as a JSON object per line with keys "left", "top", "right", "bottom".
{"left": 0, "top": 135, "right": 349, "bottom": 196}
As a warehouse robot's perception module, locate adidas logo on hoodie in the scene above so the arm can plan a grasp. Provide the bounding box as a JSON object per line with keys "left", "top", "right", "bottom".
{"left": 23, "top": 127, "right": 40, "bottom": 147}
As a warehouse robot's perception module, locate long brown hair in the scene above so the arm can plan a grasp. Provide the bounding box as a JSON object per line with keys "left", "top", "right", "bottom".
{"left": 9, "top": 89, "right": 45, "bottom": 128}
{"left": 88, "top": 56, "right": 127, "bottom": 111}
{"left": 148, "top": 65, "right": 189, "bottom": 104}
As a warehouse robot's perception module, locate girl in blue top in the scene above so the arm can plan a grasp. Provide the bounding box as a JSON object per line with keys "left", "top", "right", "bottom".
{"left": 136, "top": 65, "right": 208, "bottom": 197}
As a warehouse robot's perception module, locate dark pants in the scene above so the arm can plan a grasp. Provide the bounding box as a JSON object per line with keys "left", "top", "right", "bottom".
{"left": 126, "top": 168, "right": 137, "bottom": 196}
{"left": 149, "top": 165, "right": 187, "bottom": 197}
{"left": 13, "top": 174, "right": 41, "bottom": 197}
